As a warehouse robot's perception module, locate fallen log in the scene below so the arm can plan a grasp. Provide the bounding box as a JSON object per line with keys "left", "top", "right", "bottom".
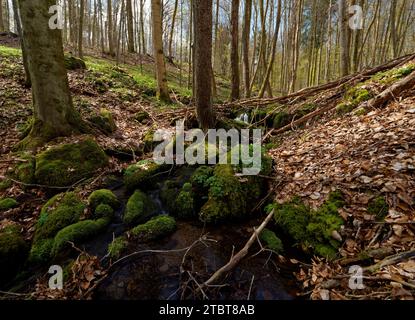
{"left": 364, "top": 249, "right": 415, "bottom": 274}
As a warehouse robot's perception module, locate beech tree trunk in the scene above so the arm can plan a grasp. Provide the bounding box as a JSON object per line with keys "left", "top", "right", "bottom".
{"left": 0, "top": 0, "right": 4, "bottom": 32}
{"left": 230, "top": 0, "right": 240, "bottom": 101}
{"left": 339, "top": 0, "right": 350, "bottom": 76}
{"left": 107, "top": 0, "right": 115, "bottom": 56}
{"left": 193, "top": 0, "right": 215, "bottom": 130}
{"left": 17, "top": 0, "right": 81, "bottom": 148}
{"left": 126, "top": 0, "right": 135, "bottom": 53}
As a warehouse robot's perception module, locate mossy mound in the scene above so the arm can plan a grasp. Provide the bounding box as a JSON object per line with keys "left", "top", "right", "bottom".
{"left": 108, "top": 236, "right": 128, "bottom": 259}
{"left": 12, "top": 153, "right": 36, "bottom": 184}
{"left": 135, "top": 111, "right": 150, "bottom": 123}
{"left": 259, "top": 229, "right": 284, "bottom": 253}
{"left": 64, "top": 55, "right": 87, "bottom": 70}
{"left": 273, "top": 111, "right": 293, "bottom": 129}
{"left": 0, "top": 197, "right": 19, "bottom": 210}
{"left": 372, "top": 63, "right": 415, "bottom": 85}
{"left": 0, "top": 178, "right": 12, "bottom": 191}
{"left": 94, "top": 204, "right": 114, "bottom": 220}
{"left": 88, "top": 189, "right": 120, "bottom": 211}
{"left": 130, "top": 215, "right": 176, "bottom": 242}
{"left": 34, "top": 192, "right": 85, "bottom": 242}
{"left": 35, "top": 138, "right": 108, "bottom": 187}
{"left": 368, "top": 196, "right": 389, "bottom": 221}
{"left": 336, "top": 86, "right": 373, "bottom": 114}
{"left": 160, "top": 180, "right": 181, "bottom": 213}
{"left": 199, "top": 165, "right": 247, "bottom": 224}
{"left": 270, "top": 191, "right": 345, "bottom": 259}
{"left": 52, "top": 218, "right": 109, "bottom": 255}
{"left": 124, "top": 160, "right": 165, "bottom": 191}
{"left": 88, "top": 108, "right": 117, "bottom": 135}
{"left": 0, "top": 225, "right": 28, "bottom": 285}
{"left": 123, "top": 190, "right": 155, "bottom": 225}
{"left": 28, "top": 238, "right": 54, "bottom": 265}
{"left": 174, "top": 183, "right": 195, "bottom": 219}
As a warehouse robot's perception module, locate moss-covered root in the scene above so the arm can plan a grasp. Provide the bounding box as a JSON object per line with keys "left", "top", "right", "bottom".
{"left": 35, "top": 138, "right": 108, "bottom": 187}
{"left": 124, "top": 160, "right": 165, "bottom": 191}
{"left": 123, "top": 190, "right": 155, "bottom": 225}
{"left": 130, "top": 215, "right": 176, "bottom": 242}
{"left": 0, "top": 225, "right": 28, "bottom": 285}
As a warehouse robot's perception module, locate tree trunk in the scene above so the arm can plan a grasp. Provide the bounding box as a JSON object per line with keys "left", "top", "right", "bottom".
{"left": 168, "top": 0, "right": 179, "bottom": 58}
{"left": 107, "top": 0, "right": 115, "bottom": 56}
{"left": 17, "top": 0, "right": 82, "bottom": 148}
{"left": 230, "top": 0, "right": 240, "bottom": 101}
{"left": 339, "top": 0, "right": 350, "bottom": 76}
{"left": 390, "top": 0, "right": 398, "bottom": 58}
{"left": 242, "top": 0, "right": 252, "bottom": 98}
{"left": 193, "top": 0, "right": 215, "bottom": 130}
{"left": 151, "top": 0, "right": 171, "bottom": 102}
{"left": 0, "top": 0, "right": 4, "bottom": 32}
{"left": 78, "top": 0, "right": 85, "bottom": 58}
{"left": 126, "top": 0, "right": 135, "bottom": 53}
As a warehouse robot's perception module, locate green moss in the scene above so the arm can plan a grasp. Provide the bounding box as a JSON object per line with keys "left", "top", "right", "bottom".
{"left": 160, "top": 180, "right": 181, "bottom": 212}
{"left": 368, "top": 196, "right": 389, "bottom": 221}
{"left": 336, "top": 102, "right": 354, "bottom": 115}
{"left": 372, "top": 64, "right": 415, "bottom": 84}
{"left": 13, "top": 153, "right": 35, "bottom": 184}
{"left": 0, "top": 225, "right": 28, "bottom": 285}
{"left": 88, "top": 189, "right": 120, "bottom": 211}
{"left": 190, "top": 166, "right": 214, "bottom": 192}
{"left": 130, "top": 215, "right": 176, "bottom": 241}
{"left": 34, "top": 192, "right": 85, "bottom": 242}
{"left": 94, "top": 204, "right": 114, "bottom": 220}
{"left": 28, "top": 238, "right": 54, "bottom": 265}
{"left": 0, "top": 198, "right": 19, "bottom": 210}
{"left": 271, "top": 191, "right": 345, "bottom": 260}
{"left": 124, "top": 160, "right": 165, "bottom": 191}
{"left": 123, "top": 190, "right": 155, "bottom": 225}
{"left": 354, "top": 107, "right": 368, "bottom": 116}
{"left": 108, "top": 236, "right": 128, "bottom": 259}
{"left": 35, "top": 138, "right": 108, "bottom": 187}
{"left": 52, "top": 218, "right": 109, "bottom": 255}
{"left": 273, "top": 112, "right": 292, "bottom": 129}
{"left": 64, "top": 54, "right": 87, "bottom": 70}
{"left": 88, "top": 108, "right": 117, "bottom": 135}
{"left": 174, "top": 183, "right": 195, "bottom": 219}
{"left": 0, "top": 178, "right": 12, "bottom": 190}
{"left": 259, "top": 229, "right": 284, "bottom": 253}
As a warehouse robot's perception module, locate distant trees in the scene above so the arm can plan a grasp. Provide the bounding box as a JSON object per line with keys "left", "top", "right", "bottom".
{"left": 17, "top": 0, "right": 81, "bottom": 148}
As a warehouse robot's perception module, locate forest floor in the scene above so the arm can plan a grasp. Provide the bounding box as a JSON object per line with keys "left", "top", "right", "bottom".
{"left": 0, "top": 33, "right": 415, "bottom": 300}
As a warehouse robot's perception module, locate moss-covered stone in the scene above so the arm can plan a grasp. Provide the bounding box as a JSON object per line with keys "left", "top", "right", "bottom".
{"left": 123, "top": 190, "right": 155, "bottom": 225}
{"left": 367, "top": 196, "right": 389, "bottom": 221}
{"left": 174, "top": 183, "right": 195, "bottom": 219}
{"left": 64, "top": 54, "right": 87, "bottom": 70}
{"left": 34, "top": 192, "right": 85, "bottom": 242}
{"left": 135, "top": 111, "right": 150, "bottom": 123}
{"left": 0, "top": 198, "right": 19, "bottom": 210}
{"left": 88, "top": 189, "right": 120, "bottom": 211}
{"left": 271, "top": 191, "right": 345, "bottom": 260}
{"left": 13, "top": 153, "right": 36, "bottom": 184}
{"left": 52, "top": 218, "right": 109, "bottom": 255}
{"left": 124, "top": 160, "right": 165, "bottom": 191}
{"left": 28, "top": 238, "right": 54, "bottom": 264}
{"left": 160, "top": 180, "right": 181, "bottom": 212}
{"left": 259, "top": 229, "right": 284, "bottom": 253}
{"left": 35, "top": 138, "right": 108, "bottom": 187}
{"left": 89, "top": 108, "right": 117, "bottom": 135}
{"left": 0, "top": 225, "right": 28, "bottom": 285}
{"left": 108, "top": 236, "right": 128, "bottom": 259}
{"left": 130, "top": 215, "right": 176, "bottom": 241}
{"left": 94, "top": 204, "right": 114, "bottom": 220}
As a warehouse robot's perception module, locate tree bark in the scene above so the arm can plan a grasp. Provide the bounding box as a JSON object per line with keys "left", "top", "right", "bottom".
{"left": 107, "top": 0, "right": 115, "bottom": 56}
{"left": 168, "top": 0, "right": 179, "bottom": 58}
{"left": 151, "top": 0, "right": 171, "bottom": 102}
{"left": 230, "top": 0, "right": 240, "bottom": 101}
{"left": 126, "top": 0, "right": 135, "bottom": 53}
{"left": 339, "top": 0, "right": 350, "bottom": 76}
{"left": 17, "top": 0, "right": 82, "bottom": 148}
{"left": 78, "top": 0, "right": 85, "bottom": 58}
{"left": 242, "top": 0, "right": 252, "bottom": 98}
{"left": 193, "top": 0, "right": 215, "bottom": 130}
{"left": 0, "top": 0, "right": 4, "bottom": 32}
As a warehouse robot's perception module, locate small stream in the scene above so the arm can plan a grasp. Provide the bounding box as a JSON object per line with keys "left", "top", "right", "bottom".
{"left": 82, "top": 167, "right": 299, "bottom": 300}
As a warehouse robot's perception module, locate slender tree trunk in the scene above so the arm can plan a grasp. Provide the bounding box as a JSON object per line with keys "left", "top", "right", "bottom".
{"left": 193, "top": 0, "right": 215, "bottom": 130}
{"left": 0, "top": 0, "right": 4, "bottom": 32}
{"left": 78, "top": 0, "right": 85, "bottom": 58}
{"left": 168, "top": 0, "right": 179, "bottom": 58}
{"left": 390, "top": 0, "right": 398, "bottom": 58}
{"left": 17, "top": 0, "right": 82, "bottom": 148}
{"left": 230, "top": 0, "right": 240, "bottom": 101}
{"left": 140, "top": 0, "right": 146, "bottom": 54}
{"left": 242, "top": 0, "right": 252, "bottom": 98}
{"left": 151, "top": 0, "right": 171, "bottom": 102}
{"left": 126, "top": 0, "right": 135, "bottom": 53}
{"left": 339, "top": 0, "right": 350, "bottom": 76}
{"left": 107, "top": 0, "right": 115, "bottom": 55}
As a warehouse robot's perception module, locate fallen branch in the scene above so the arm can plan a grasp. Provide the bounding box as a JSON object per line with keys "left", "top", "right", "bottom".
{"left": 364, "top": 249, "right": 415, "bottom": 273}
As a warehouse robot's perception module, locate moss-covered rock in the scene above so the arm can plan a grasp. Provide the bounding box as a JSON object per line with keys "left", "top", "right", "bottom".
{"left": 13, "top": 153, "right": 35, "bottom": 184}
{"left": 108, "top": 236, "right": 128, "bottom": 259}
{"left": 88, "top": 108, "right": 117, "bottom": 135}
{"left": 52, "top": 218, "right": 109, "bottom": 255}
{"left": 160, "top": 180, "right": 181, "bottom": 212}
{"left": 0, "top": 225, "right": 28, "bottom": 285}
{"left": 259, "top": 229, "right": 284, "bottom": 253}
{"left": 271, "top": 191, "right": 345, "bottom": 260}
{"left": 123, "top": 190, "right": 155, "bottom": 225}
{"left": 368, "top": 196, "right": 389, "bottom": 221}
{"left": 64, "top": 54, "right": 87, "bottom": 70}
{"left": 34, "top": 192, "right": 85, "bottom": 242}
{"left": 124, "top": 160, "right": 165, "bottom": 191}
{"left": 130, "top": 215, "right": 176, "bottom": 241}
{"left": 0, "top": 198, "right": 19, "bottom": 210}
{"left": 135, "top": 111, "right": 150, "bottom": 123}
{"left": 94, "top": 204, "right": 114, "bottom": 220}
{"left": 174, "top": 183, "right": 195, "bottom": 219}
{"left": 28, "top": 238, "right": 54, "bottom": 264}
{"left": 88, "top": 189, "right": 120, "bottom": 211}
{"left": 35, "top": 138, "right": 108, "bottom": 187}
